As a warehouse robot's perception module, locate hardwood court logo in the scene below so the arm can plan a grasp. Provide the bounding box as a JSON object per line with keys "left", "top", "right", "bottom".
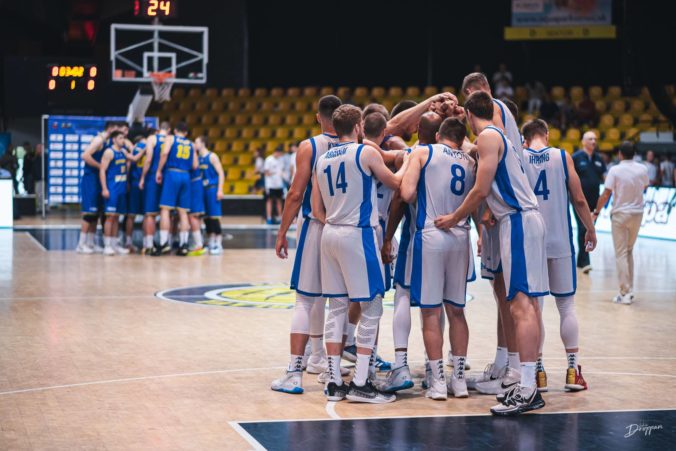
{"left": 155, "top": 284, "right": 396, "bottom": 309}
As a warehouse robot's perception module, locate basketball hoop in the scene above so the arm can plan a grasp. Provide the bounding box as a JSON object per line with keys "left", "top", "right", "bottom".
{"left": 150, "top": 72, "right": 175, "bottom": 102}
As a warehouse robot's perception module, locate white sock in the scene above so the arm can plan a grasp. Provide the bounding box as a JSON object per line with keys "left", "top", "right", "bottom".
{"left": 394, "top": 351, "right": 408, "bottom": 368}
{"left": 179, "top": 231, "right": 189, "bottom": 245}
{"left": 520, "top": 362, "right": 536, "bottom": 388}
{"left": 144, "top": 235, "right": 154, "bottom": 248}
{"left": 508, "top": 352, "right": 521, "bottom": 371}
{"left": 103, "top": 236, "right": 112, "bottom": 247}
{"left": 327, "top": 355, "right": 342, "bottom": 384}
{"left": 86, "top": 232, "right": 95, "bottom": 247}
{"left": 160, "top": 230, "right": 169, "bottom": 245}
{"left": 452, "top": 355, "right": 466, "bottom": 379}
{"left": 353, "top": 353, "right": 371, "bottom": 386}
{"left": 208, "top": 235, "right": 215, "bottom": 247}
{"left": 495, "top": 346, "right": 508, "bottom": 370}
{"left": 310, "top": 336, "right": 324, "bottom": 356}
{"left": 192, "top": 231, "right": 203, "bottom": 249}
{"left": 567, "top": 352, "right": 578, "bottom": 369}
{"left": 125, "top": 235, "right": 132, "bottom": 246}
{"left": 430, "top": 358, "right": 445, "bottom": 381}
{"left": 215, "top": 235, "right": 223, "bottom": 248}
{"left": 345, "top": 322, "right": 357, "bottom": 347}
{"left": 78, "top": 233, "right": 87, "bottom": 247}
{"left": 287, "top": 354, "right": 303, "bottom": 373}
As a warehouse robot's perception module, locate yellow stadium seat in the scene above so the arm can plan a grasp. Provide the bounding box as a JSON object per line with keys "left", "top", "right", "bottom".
{"left": 551, "top": 86, "right": 565, "bottom": 101}
{"left": 277, "top": 101, "right": 292, "bottom": 112}
{"left": 270, "top": 87, "right": 284, "bottom": 97}
{"left": 618, "top": 114, "right": 634, "bottom": 131}
{"left": 293, "top": 128, "right": 308, "bottom": 141}
{"left": 214, "top": 141, "right": 228, "bottom": 153}
{"left": 275, "top": 128, "right": 291, "bottom": 139}
{"left": 606, "top": 86, "right": 622, "bottom": 100}
{"left": 303, "top": 87, "right": 318, "bottom": 97}
{"left": 548, "top": 128, "right": 562, "bottom": 145}
{"left": 207, "top": 127, "right": 222, "bottom": 139}
{"left": 337, "top": 87, "right": 350, "bottom": 98}
{"left": 258, "top": 127, "right": 273, "bottom": 139}
{"left": 624, "top": 127, "right": 640, "bottom": 140}
{"left": 233, "top": 181, "right": 250, "bottom": 195}
{"left": 237, "top": 154, "right": 253, "bottom": 166}
{"left": 185, "top": 113, "right": 200, "bottom": 125}
{"left": 570, "top": 86, "right": 584, "bottom": 102}
{"left": 302, "top": 114, "right": 316, "bottom": 126}
{"left": 283, "top": 115, "right": 298, "bottom": 126}
{"left": 565, "top": 128, "right": 581, "bottom": 142}
{"left": 191, "top": 127, "right": 205, "bottom": 138}
{"left": 285, "top": 87, "right": 299, "bottom": 97}
{"left": 217, "top": 114, "right": 232, "bottom": 126}
{"left": 514, "top": 86, "right": 528, "bottom": 103}
{"left": 201, "top": 113, "right": 216, "bottom": 126}
{"left": 253, "top": 88, "right": 267, "bottom": 97}
{"left": 599, "top": 142, "right": 614, "bottom": 152}
{"left": 595, "top": 100, "right": 607, "bottom": 113}
{"left": 382, "top": 99, "right": 395, "bottom": 112}
{"left": 250, "top": 114, "right": 265, "bottom": 126}
{"left": 559, "top": 141, "right": 575, "bottom": 154}
{"left": 169, "top": 113, "right": 183, "bottom": 125}
{"left": 194, "top": 100, "right": 209, "bottom": 112}
{"left": 354, "top": 87, "right": 368, "bottom": 97}
{"left": 241, "top": 128, "right": 255, "bottom": 139}
{"left": 227, "top": 100, "right": 242, "bottom": 112}
{"left": 244, "top": 168, "right": 258, "bottom": 181}
{"left": 405, "top": 86, "right": 420, "bottom": 98}
{"left": 188, "top": 87, "right": 202, "bottom": 98}
{"left": 231, "top": 141, "right": 245, "bottom": 152}
{"left": 260, "top": 101, "right": 275, "bottom": 112}
{"left": 522, "top": 114, "right": 536, "bottom": 123}
{"left": 205, "top": 88, "right": 218, "bottom": 98}
{"left": 161, "top": 101, "right": 176, "bottom": 113}
{"left": 589, "top": 86, "right": 603, "bottom": 101}
{"left": 268, "top": 114, "right": 283, "bottom": 126}
{"left": 423, "top": 86, "right": 438, "bottom": 97}
{"left": 221, "top": 88, "right": 235, "bottom": 97}
{"left": 599, "top": 114, "right": 615, "bottom": 131}
{"left": 610, "top": 100, "right": 626, "bottom": 116}
{"left": 234, "top": 115, "right": 249, "bottom": 126}
{"left": 311, "top": 127, "right": 320, "bottom": 136}
{"left": 639, "top": 86, "right": 651, "bottom": 100}
{"left": 226, "top": 168, "right": 242, "bottom": 181}
{"left": 224, "top": 128, "right": 239, "bottom": 139}
{"left": 172, "top": 87, "right": 185, "bottom": 98}
{"left": 221, "top": 154, "right": 235, "bottom": 166}
{"left": 604, "top": 128, "right": 621, "bottom": 145}
{"left": 638, "top": 112, "right": 653, "bottom": 124}
{"left": 265, "top": 141, "right": 279, "bottom": 153}
{"left": 178, "top": 100, "right": 192, "bottom": 112}
{"left": 387, "top": 86, "right": 403, "bottom": 98}
{"left": 319, "top": 87, "right": 333, "bottom": 96}
{"left": 629, "top": 99, "right": 645, "bottom": 116}
{"left": 294, "top": 100, "right": 309, "bottom": 112}
{"left": 243, "top": 101, "right": 257, "bottom": 112}
{"left": 372, "top": 86, "right": 386, "bottom": 98}
{"left": 238, "top": 88, "right": 251, "bottom": 97}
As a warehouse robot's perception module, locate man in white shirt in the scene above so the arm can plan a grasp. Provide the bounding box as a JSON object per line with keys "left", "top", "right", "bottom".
{"left": 660, "top": 155, "right": 674, "bottom": 187}
{"left": 264, "top": 147, "right": 285, "bottom": 224}
{"left": 593, "top": 142, "right": 649, "bottom": 304}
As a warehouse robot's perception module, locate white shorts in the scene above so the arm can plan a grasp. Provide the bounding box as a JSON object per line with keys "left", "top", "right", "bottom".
{"left": 410, "top": 227, "right": 470, "bottom": 308}
{"left": 321, "top": 224, "right": 385, "bottom": 302}
{"left": 548, "top": 255, "right": 576, "bottom": 297}
{"left": 289, "top": 217, "right": 323, "bottom": 297}
{"left": 499, "top": 210, "right": 550, "bottom": 301}
{"left": 376, "top": 218, "right": 397, "bottom": 292}
{"left": 393, "top": 215, "right": 414, "bottom": 289}
{"left": 480, "top": 225, "right": 502, "bottom": 280}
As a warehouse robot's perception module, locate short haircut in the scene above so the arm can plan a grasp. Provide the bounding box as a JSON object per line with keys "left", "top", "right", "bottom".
{"left": 438, "top": 118, "right": 467, "bottom": 146}
{"left": 418, "top": 112, "right": 443, "bottom": 144}
{"left": 175, "top": 122, "right": 189, "bottom": 133}
{"left": 464, "top": 91, "right": 494, "bottom": 120}
{"left": 521, "top": 119, "right": 549, "bottom": 142}
{"left": 363, "top": 103, "right": 390, "bottom": 120}
{"left": 196, "top": 135, "right": 209, "bottom": 147}
{"left": 117, "top": 121, "right": 129, "bottom": 128}
{"left": 332, "top": 104, "right": 363, "bottom": 137}
{"left": 159, "top": 121, "right": 171, "bottom": 131}
{"left": 109, "top": 130, "right": 125, "bottom": 141}
{"left": 318, "top": 95, "right": 342, "bottom": 119}
{"left": 104, "top": 121, "right": 117, "bottom": 130}
{"left": 502, "top": 98, "right": 519, "bottom": 119}
{"left": 461, "top": 72, "right": 489, "bottom": 95}
{"left": 619, "top": 141, "right": 635, "bottom": 159}
{"left": 363, "top": 112, "right": 387, "bottom": 138}
{"left": 391, "top": 100, "right": 417, "bottom": 118}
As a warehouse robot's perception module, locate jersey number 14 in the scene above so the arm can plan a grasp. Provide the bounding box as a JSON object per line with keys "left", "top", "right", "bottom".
{"left": 324, "top": 162, "right": 348, "bottom": 196}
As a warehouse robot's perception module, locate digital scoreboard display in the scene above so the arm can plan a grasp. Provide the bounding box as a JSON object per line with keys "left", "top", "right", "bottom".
{"left": 133, "top": 0, "right": 179, "bottom": 19}
{"left": 47, "top": 64, "right": 98, "bottom": 93}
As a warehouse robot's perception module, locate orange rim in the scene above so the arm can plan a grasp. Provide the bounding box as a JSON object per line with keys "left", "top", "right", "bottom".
{"left": 149, "top": 72, "right": 174, "bottom": 84}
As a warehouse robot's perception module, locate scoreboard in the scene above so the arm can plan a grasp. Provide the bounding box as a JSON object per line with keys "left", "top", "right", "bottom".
{"left": 47, "top": 64, "right": 98, "bottom": 93}
{"left": 46, "top": 115, "right": 158, "bottom": 205}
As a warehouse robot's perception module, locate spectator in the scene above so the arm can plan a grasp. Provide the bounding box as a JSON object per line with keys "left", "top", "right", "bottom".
{"left": 526, "top": 80, "right": 546, "bottom": 114}
{"left": 263, "top": 146, "right": 285, "bottom": 224}
{"left": 575, "top": 94, "right": 598, "bottom": 126}
{"left": 287, "top": 143, "right": 298, "bottom": 184}
{"left": 492, "top": 63, "right": 513, "bottom": 86}
{"left": 33, "top": 144, "right": 45, "bottom": 209}
{"left": 539, "top": 94, "right": 560, "bottom": 127}
{"left": 643, "top": 150, "right": 659, "bottom": 186}
{"left": 558, "top": 95, "right": 575, "bottom": 129}
{"left": 23, "top": 145, "right": 35, "bottom": 194}
{"left": 253, "top": 147, "right": 265, "bottom": 193}
{"left": 660, "top": 154, "right": 674, "bottom": 187}
{"left": 593, "top": 142, "right": 649, "bottom": 305}
{"left": 572, "top": 131, "right": 606, "bottom": 273}
{"left": 494, "top": 79, "right": 514, "bottom": 101}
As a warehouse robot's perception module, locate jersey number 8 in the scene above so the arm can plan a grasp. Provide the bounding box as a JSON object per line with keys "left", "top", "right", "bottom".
{"left": 450, "top": 164, "right": 466, "bottom": 195}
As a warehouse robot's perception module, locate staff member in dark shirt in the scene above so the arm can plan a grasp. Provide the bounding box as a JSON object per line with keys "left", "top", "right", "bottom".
{"left": 572, "top": 131, "right": 606, "bottom": 273}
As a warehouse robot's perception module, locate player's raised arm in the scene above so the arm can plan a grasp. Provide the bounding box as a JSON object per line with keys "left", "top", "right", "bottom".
{"left": 386, "top": 93, "right": 456, "bottom": 137}
{"left": 82, "top": 135, "right": 104, "bottom": 169}
{"left": 565, "top": 152, "right": 597, "bottom": 251}
{"left": 99, "top": 148, "right": 113, "bottom": 199}
{"left": 156, "top": 135, "right": 174, "bottom": 184}
{"left": 399, "top": 147, "right": 425, "bottom": 203}
{"left": 363, "top": 138, "right": 402, "bottom": 166}
{"left": 363, "top": 145, "right": 409, "bottom": 190}
{"left": 310, "top": 170, "right": 326, "bottom": 224}
{"left": 209, "top": 152, "right": 225, "bottom": 200}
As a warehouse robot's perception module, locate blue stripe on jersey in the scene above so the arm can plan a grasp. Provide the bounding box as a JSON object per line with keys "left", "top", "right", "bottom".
{"left": 301, "top": 138, "right": 317, "bottom": 219}
{"left": 410, "top": 229, "right": 423, "bottom": 305}
{"left": 526, "top": 146, "right": 552, "bottom": 155}
{"left": 488, "top": 126, "right": 522, "bottom": 213}
{"left": 415, "top": 145, "right": 434, "bottom": 231}
{"left": 493, "top": 99, "right": 506, "bottom": 128}
{"left": 361, "top": 227, "right": 385, "bottom": 301}
{"left": 508, "top": 212, "right": 528, "bottom": 301}
{"left": 355, "top": 144, "right": 373, "bottom": 228}
{"left": 394, "top": 206, "right": 412, "bottom": 288}
{"left": 561, "top": 149, "right": 577, "bottom": 295}
{"left": 290, "top": 217, "right": 316, "bottom": 293}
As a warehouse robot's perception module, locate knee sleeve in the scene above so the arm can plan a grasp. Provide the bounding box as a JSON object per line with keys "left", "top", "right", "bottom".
{"left": 356, "top": 296, "right": 383, "bottom": 350}
{"left": 325, "top": 297, "right": 348, "bottom": 343}
{"left": 555, "top": 296, "right": 579, "bottom": 349}
{"left": 84, "top": 214, "right": 98, "bottom": 224}
{"left": 212, "top": 219, "right": 222, "bottom": 235}
{"left": 393, "top": 286, "right": 412, "bottom": 349}
{"left": 309, "top": 297, "right": 326, "bottom": 336}
{"left": 204, "top": 219, "right": 214, "bottom": 234}
{"left": 289, "top": 294, "right": 315, "bottom": 335}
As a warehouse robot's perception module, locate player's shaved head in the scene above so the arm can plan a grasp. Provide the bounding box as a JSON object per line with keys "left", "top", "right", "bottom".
{"left": 174, "top": 122, "right": 189, "bottom": 134}
{"left": 159, "top": 121, "right": 171, "bottom": 131}
{"left": 417, "top": 111, "right": 443, "bottom": 144}
{"left": 363, "top": 103, "right": 390, "bottom": 120}
{"left": 363, "top": 112, "right": 387, "bottom": 139}
{"left": 438, "top": 118, "right": 467, "bottom": 147}
{"left": 391, "top": 100, "right": 417, "bottom": 118}
{"left": 522, "top": 119, "right": 549, "bottom": 142}
{"left": 318, "top": 95, "right": 342, "bottom": 119}
{"left": 464, "top": 91, "right": 494, "bottom": 120}
{"left": 332, "top": 104, "right": 363, "bottom": 137}
{"left": 462, "top": 72, "right": 490, "bottom": 96}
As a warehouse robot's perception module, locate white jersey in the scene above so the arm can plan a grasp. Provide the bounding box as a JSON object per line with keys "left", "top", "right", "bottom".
{"left": 300, "top": 133, "right": 340, "bottom": 220}
{"left": 522, "top": 146, "right": 574, "bottom": 258}
{"left": 376, "top": 179, "right": 394, "bottom": 222}
{"left": 484, "top": 126, "right": 538, "bottom": 222}
{"left": 315, "top": 142, "right": 379, "bottom": 227}
{"left": 414, "top": 144, "right": 476, "bottom": 230}
{"left": 493, "top": 98, "right": 523, "bottom": 157}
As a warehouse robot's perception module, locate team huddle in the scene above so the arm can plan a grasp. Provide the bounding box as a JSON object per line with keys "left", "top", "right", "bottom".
{"left": 271, "top": 72, "right": 598, "bottom": 416}
{"left": 75, "top": 121, "right": 226, "bottom": 256}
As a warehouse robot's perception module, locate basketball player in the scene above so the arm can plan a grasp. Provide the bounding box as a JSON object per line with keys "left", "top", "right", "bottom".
{"left": 99, "top": 131, "right": 130, "bottom": 256}
{"left": 435, "top": 91, "right": 548, "bottom": 415}
{"left": 124, "top": 134, "right": 148, "bottom": 252}
{"left": 521, "top": 119, "right": 594, "bottom": 392}
{"left": 139, "top": 122, "right": 171, "bottom": 254}
{"left": 187, "top": 149, "right": 206, "bottom": 256}
{"left": 400, "top": 118, "right": 476, "bottom": 400}
{"left": 196, "top": 136, "right": 225, "bottom": 254}
{"left": 311, "top": 104, "right": 409, "bottom": 403}
{"left": 76, "top": 121, "right": 117, "bottom": 253}
{"left": 154, "top": 122, "right": 198, "bottom": 256}
{"left": 271, "top": 95, "right": 344, "bottom": 395}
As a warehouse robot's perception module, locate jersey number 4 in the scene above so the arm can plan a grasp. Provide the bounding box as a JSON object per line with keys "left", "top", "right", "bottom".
{"left": 534, "top": 170, "right": 550, "bottom": 200}
{"left": 324, "top": 162, "right": 348, "bottom": 196}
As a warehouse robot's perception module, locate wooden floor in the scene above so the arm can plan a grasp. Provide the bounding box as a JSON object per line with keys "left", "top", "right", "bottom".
{"left": 1, "top": 217, "right": 675, "bottom": 449}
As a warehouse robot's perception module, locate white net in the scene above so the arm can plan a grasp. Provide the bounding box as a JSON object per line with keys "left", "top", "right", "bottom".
{"left": 150, "top": 73, "right": 174, "bottom": 102}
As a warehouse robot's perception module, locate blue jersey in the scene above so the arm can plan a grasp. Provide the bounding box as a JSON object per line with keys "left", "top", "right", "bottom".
{"left": 166, "top": 136, "right": 194, "bottom": 172}
{"left": 200, "top": 152, "right": 220, "bottom": 186}
{"left": 84, "top": 134, "right": 109, "bottom": 175}
{"left": 130, "top": 142, "right": 146, "bottom": 183}
{"left": 150, "top": 133, "right": 168, "bottom": 172}
{"left": 106, "top": 147, "right": 128, "bottom": 185}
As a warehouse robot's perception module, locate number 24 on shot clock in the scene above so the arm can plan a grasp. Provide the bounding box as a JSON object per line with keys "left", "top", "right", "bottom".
{"left": 133, "top": 0, "right": 178, "bottom": 19}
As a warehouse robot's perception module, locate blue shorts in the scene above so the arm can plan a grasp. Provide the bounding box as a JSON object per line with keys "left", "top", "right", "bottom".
{"left": 104, "top": 181, "right": 127, "bottom": 215}
{"left": 160, "top": 169, "right": 191, "bottom": 211}
{"left": 81, "top": 171, "right": 102, "bottom": 215}
{"left": 127, "top": 179, "right": 144, "bottom": 215}
{"left": 144, "top": 172, "right": 162, "bottom": 215}
{"left": 203, "top": 185, "right": 222, "bottom": 218}
{"left": 190, "top": 178, "right": 205, "bottom": 215}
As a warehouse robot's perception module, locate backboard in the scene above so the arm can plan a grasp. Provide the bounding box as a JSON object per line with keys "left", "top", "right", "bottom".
{"left": 110, "top": 23, "right": 208, "bottom": 84}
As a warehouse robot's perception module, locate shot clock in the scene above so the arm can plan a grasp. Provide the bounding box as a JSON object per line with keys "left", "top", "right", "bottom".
{"left": 47, "top": 64, "right": 98, "bottom": 93}
{"left": 133, "top": 0, "right": 179, "bottom": 19}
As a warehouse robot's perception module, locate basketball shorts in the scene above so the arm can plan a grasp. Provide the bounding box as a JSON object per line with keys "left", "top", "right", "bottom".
{"left": 548, "top": 254, "right": 577, "bottom": 297}
{"left": 410, "top": 227, "right": 470, "bottom": 308}
{"left": 127, "top": 179, "right": 144, "bottom": 215}
{"left": 80, "top": 172, "right": 101, "bottom": 215}
{"left": 143, "top": 172, "right": 162, "bottom": 215}
{"left": 190, "top": 178, "right": 205, "bottom": 215}
{"left": 289, "top": 216, "right": 324, "bottom": 297}
{"left": 321, "top": 224, "right": 385, "bottom": 302}
{"left": 104, "top": 181, "right": 127, "bottom": 215}
{"left": 499, "top": 210, "right": 550, "bottom": 301}
{"left": 204, "top": 185, "right": 222, "bottom": 218}
{"left": 393, "top": 220, "right": 414, "bottom": 290}
{"left": 480, "top": 224, "right": 502, "bottom": 280}
{"left": 267, "top": 188, "right": 284, "bottom": 199}
{"left": 160, "top": 169, "right": 191, "bottom": 211}
{"left": 376, "top": 218, "right": 396, "bottom": 292}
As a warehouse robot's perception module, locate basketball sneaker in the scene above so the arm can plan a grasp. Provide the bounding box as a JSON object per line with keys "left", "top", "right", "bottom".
{"left": 426, "top": 377, "right": 447, "bottom": 401}
{"left": 342, "top": 344, "right": 358, "bottom": 363}
{"left": 447, "top": 375, "right": 469, "bottom": 398}
{"left": 271, "top": 371, "right": 303, "bottom": 394}
{"left": 141, "top": 247, "right": 154, "bottom": 256}
{"left": 187, "top": 246, "right": 207, "bottom": 256}
{"left": 446, "top": 351, "right": 471, "bottom": 370}
{"left": 209, "top": 244, "right": 222, "bottom": 255}
{"left": 76, "top": 244, "right": 94, "bottom": 254}
{"left": 476, "top": 366, "right": 520, "bottom": 395}
{"left": 612, "top": 294, "right": 632, "bottom": 305}
{"left": 306, "top": 353, "right": 327, "bottom": 374}
{"left": 378, "top": 366, "right": 414, "bottom": 393}
{"left": 93, "top": 243, "right": 104, "bottom": 253}
{"left": 565, "top": 365, "right": 588, "bottom": 392}
{"left": 176, "top": 244, "right": 189, "bottom": 256}
{"left": 324, "top": 382, "right": 347, "bottom": 401}
{"left": 490, "top": 385, "right": 545, "bottom": 416}
{"left": 103, "top": 246, "right": 115, "bottom": 256}
{"left": 317, "top": 367, "right": 351, "bottom": 383}
{"left": 346, "top": 379, "right": 396, "bottom": 404}
{"left": 466, "top": 364, "right": 505, "bottom": 390}
{"left": 114, "top": 244, "right": 130, "bottom": 255}
{"left": 537, "top": 369, "right": 548, "bottom": 392}
{"left": 374, "top": 355, "right": 392, "bottom": 372}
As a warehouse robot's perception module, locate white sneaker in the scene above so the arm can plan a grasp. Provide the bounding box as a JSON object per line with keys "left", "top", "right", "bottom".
{"left": 447, "top": 351, "right": 471, "bottom": 370}
{"left": 377, "top": 365, "right": 414, "bottom": 393}
{"left": 93, "top": 244, "right": 104, "bottom": 253}
{"left": 425, "top": 377, "right": 448, "bottom": 400}
{"left": 466, "top": 363, "right": 505, "bottom": 390}
{"left": 103, "top": 246, "right": 115, "bottom": 256}
{"left": 76, "top": 244, "right": 94, "bottom": 254}
{"left": 114, "top": 245, "right": 130, "bottom": 255}
{"left": 317, "top": 367, "right": 351, "bottom": 383}
{"left": 306, "top": 353, "right": 327, "bottom": 374}
{"left": 271, "top": 371, "right": 303, "bottom": 394}
{"left": 447, "top": 375, "right": 469, "bottom": 398}
{"left": 209, "top": 245, "right": 222, "bottom": 255}
{"left": 476, "top": 366, "right": 520, "bottom": 395}
{"left": 612, "top": 294, "right": 632, "bottom": 305}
